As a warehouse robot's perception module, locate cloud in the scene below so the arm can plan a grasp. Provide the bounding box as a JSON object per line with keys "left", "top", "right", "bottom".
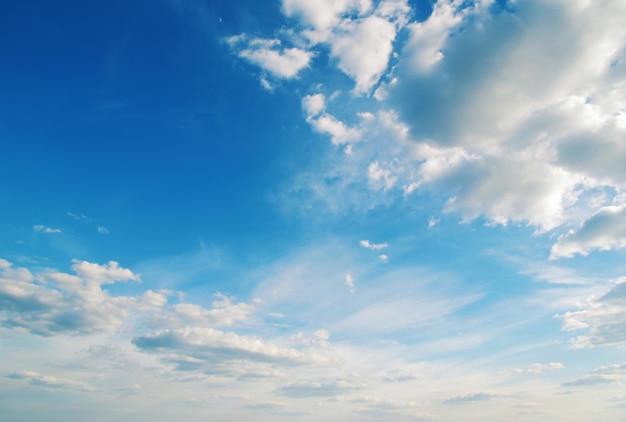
{"left": 359, "top": 239, "right": 388, "bottom": 250}
{"left": 0, "top": 259, "right": 152, "bottom": 336}
{"left": 97, "top": 225, "right": 110, "bottom": 234}
{"left": 345, "top": 272, "right": 355, "bottom": 293}
{"left": 33, "top": 225, "right": 61, "bottom": 234}
{"left": 7, "top": 370, "right": 95, "bottom": 392}
{"left": 132, "top": 327, "right": 331, "bottom": 373}
{"left": 282, "top": 0, "right": 372, "bottom": 31}
{"left": 506, "top": 362, "right": 564, "bottom": 375}
{"left": 302, "top": 94, "right": 362, "bottom": 144}
{"left": 562, "top": 363, "right": 626, "bottom": 387}
{"left": 71, "top": 260, "right": 141, "bottom": 285}
{"left": 551, "top": 206, "right": 626, "bottom": 259}
{"left": 228, "top": 36, "right": 312, "bottom": 79}
{"left": 443, "top": 392, "right": 509, "bottom": 405}
{"left": 561, "top": 277, "right": 626, "bottom": 348}
{"left": 278, "top": 379, "right": 366, "bottom": 398}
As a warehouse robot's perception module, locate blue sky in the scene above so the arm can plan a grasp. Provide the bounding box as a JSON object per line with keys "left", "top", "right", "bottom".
{"left": 2, "top": 0, "right": 626, "bottom": 420}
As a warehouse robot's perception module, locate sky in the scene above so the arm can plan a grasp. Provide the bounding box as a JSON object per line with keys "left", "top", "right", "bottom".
{"left": 1, "top": 0, "right": 626, "bottom": 420}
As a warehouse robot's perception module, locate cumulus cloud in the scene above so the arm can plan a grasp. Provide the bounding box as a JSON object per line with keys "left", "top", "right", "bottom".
{"left": 0, "top": 259, "right": 151, "bottom": 336}
{"left": 228, "top": 36, "right": 312, "bottom": 79}
{"left": 561, "top": 277, "right": 626, "bottom": 348}
{"left": 551, "top": 206, "right": 626, "bottom": 259}
{"left": 132, "top": 327, "right": 330, "bottom": 374}
{"left": 0, "top": 258, "right": 257, "bottom": 338}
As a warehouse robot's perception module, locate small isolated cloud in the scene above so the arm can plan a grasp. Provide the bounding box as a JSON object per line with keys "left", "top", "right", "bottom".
{"left": 345, "top": 272, "right": 355, "bottom": 293}
{"left": 428, "top": 216, "right": 439, "bottom": 228}
{"left": 33, "top": 225, "right": 61, "bottom": 234}
{"left": 359, "top": 239, "right": 389, "bottom": 250}
{"left": 7, "top": 370, "right": 95, "bottom": 392}
{"left": 378, "top": 254, "right": 388, "bottom": 263}
{"left": 561, "top": 277, "right": 626, "bottom": 348}
{"left": 97, "top": 226, "right": 110, "bottom": 234}
{"left": 551, "top": 206, "right": 626, "bottom": 259}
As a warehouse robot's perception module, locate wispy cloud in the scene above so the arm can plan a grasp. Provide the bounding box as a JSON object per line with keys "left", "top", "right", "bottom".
{"left": 33, "top": 225, "right": 61, "bottom": 234}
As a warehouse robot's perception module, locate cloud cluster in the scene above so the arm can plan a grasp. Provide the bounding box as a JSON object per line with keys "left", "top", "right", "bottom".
{"left": 561, "top": 277, "right": 626, "bottom": 348}
{"left": 7, "top": 370, "right": 95, "bottom": 392}
{"left": 229, "top": 0, "right": 626, "bottom": 258}
{"left": 0, "top": 258, "right": 150, "bottom": 336}
{"left": 562, "top": 363, "right": 626, "bottom": 387}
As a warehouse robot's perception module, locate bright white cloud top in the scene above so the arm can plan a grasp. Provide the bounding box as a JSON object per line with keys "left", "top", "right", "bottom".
{"left": 1, "top": 0, "right": 626, "bottom": 421}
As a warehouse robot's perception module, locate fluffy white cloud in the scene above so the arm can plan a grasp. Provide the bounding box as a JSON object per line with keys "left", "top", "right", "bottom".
{"left": 345, "top": 272, "right": 355, "bottom": 292}
{"left": 132, "top": 326, "right": 331, "bottom": 373}
{"left": 551, "top": 206, "right": 626, "bottom": 259}
{"left": 71, "top": 260, "right": 141, "bottom": 285}
{"left": 383, "top": 0, "right": 626, "bottom": 232}
{"left": 329, "top": 15, "right": 398, "bottom": 92}
{"left": 282, "top": 0, "right": 372, "bottom": 31}
{"left": 229, "top": 36, "right": 312, "bottom": 79}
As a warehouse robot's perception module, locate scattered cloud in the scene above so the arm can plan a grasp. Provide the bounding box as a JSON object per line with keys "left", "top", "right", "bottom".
{"left": 359, "top": 239, "right": 388, "bottom": 250}
{"left": 228, "top": 36, "right": 312, "bottom": 79}
{"left": 561, "top": 277, "right": 626, "bottom": 348}
{"left": 345, "top": 272, "right": 355, "bottom": 293}
{"left": 279, "top": 379, "right": 366, "bottom": 398}
{"left": 551, "top": 206, "right": 626, "bottom": 259}
{"left": 97, "top": 225, "right": 110, "bottom": 234}
{"left": 506, "top": 362, "right": 564, "bottom": 375}
{"left": 562, "top": 363, "right": 626, "bottom": 387}
{"left": 444, "top": 392, "right": 509, "bottom": 405}
{"left": 7, "top": 370, "right": 95, "bottom": 392}
{"left": 33, "top": 225, "right": 61, "bottom": 234}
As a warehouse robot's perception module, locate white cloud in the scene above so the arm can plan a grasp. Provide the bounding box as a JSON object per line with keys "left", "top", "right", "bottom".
{"left": 302, "top": 93, "right": 326, "bottom": 117}
{"left": 561, "top": 277, "right": 626, "bottom": 348}
{"left": 359, "top": 239, "right": 388, "bottom": 250}
{"left": 506, "top": 362, "right": 564, "bottom": 375}
{"left": 71, "top": 260, "right": 141, "bottom": 285}
{"left": 562, "top": 363, "right": 626, "bottom": 387}
{"left": 282, "top": 0, "right": 372, "bottom": 31}
{"left": 329, "top": 15, "right": 398, "bottom": 92}
{"left": 367, "top": 161, "right": 397, "bottom": 191}
{"left": 307, "top": 112, "right": 362, "bottom": 145}
{"left": 444, "top": 391, "right": 510, "bottom": 405}
{"left": 33, "top": 225, "right": 61, "bottom": 234}
{"left": 97, "top": 225, "right": 110, "bottom": 234}
{"left": 7, "top": 370, "right": 95, "bottom": 392}
{"left": 132, "top": 327, "right": 330, "bottom": 370}
{"left": 229, "top": 36, "right": 312, "bottom": 79}
{"left": 378, "top": 254, "right": 388, "bottom": 263}
{"left": 345, "top": 272, "right": 355, "bottom": 292}
{"left": 551, "top": 206, "right": 626, "bottom": 259}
